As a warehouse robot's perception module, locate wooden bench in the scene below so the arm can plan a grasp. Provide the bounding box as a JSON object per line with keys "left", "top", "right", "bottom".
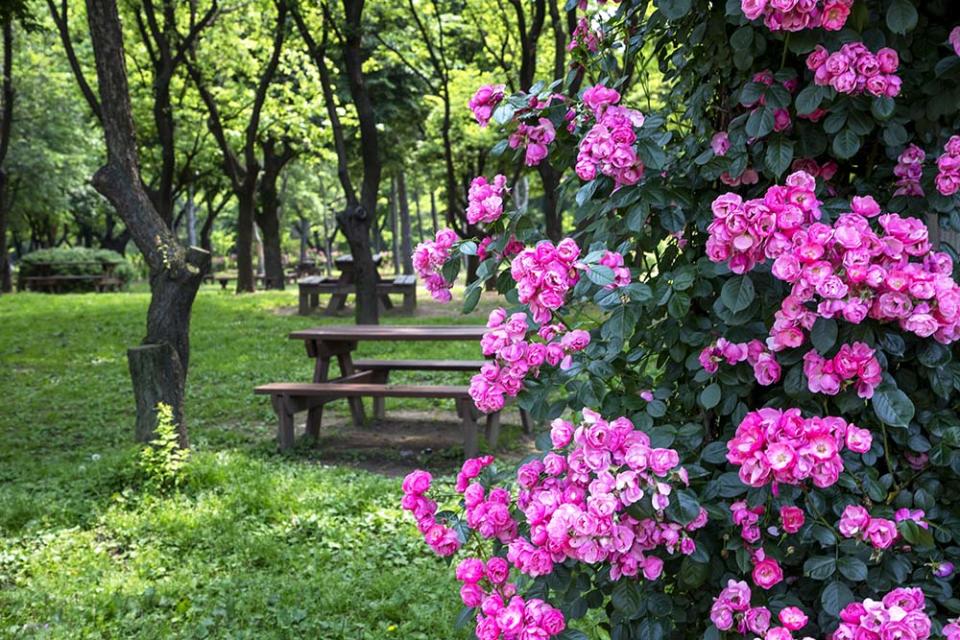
{"left": 254, "top": 382, "right": 500, "bottom": 456}
{"left": 23, "top": 274, "right": 122, "bottom": 293}
{"left": 378, "top": 274, "right": 417, "bottom": 313}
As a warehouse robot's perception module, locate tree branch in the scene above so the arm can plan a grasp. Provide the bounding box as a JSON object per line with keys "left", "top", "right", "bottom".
{"left": 47, "top": 0, "right": 102, "bottom": 121}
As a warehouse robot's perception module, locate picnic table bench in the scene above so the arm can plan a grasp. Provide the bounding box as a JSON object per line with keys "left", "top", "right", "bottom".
{"left": 21, "top": 261, "right": 123, "bottom": 293}
{"left": 254, "top": 325, "right": 530, "bottom": 456}
{"left": 298, "top": 274, "right": 417, "bottom": 315}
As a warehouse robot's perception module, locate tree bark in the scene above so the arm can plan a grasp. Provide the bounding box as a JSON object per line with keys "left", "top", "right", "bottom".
{"left": 397, "top": 169, "right": 414, "bottom": 275}
{"left": 0, "top": 18, "right": 12, "bottom": 293}
{"left": 85, "top": 0, "right": 209, "bottom": 444}
{"left": 255, "top": 138, "right": 294, "bottom": 290}
{"left": 293, "top": 0, "right": 380, "bottom": 324}
{"left": 539, "top": 162, "right": 562, "bottom": 241}
{"left": 235, "top": 185, "right": 256, "bottom": 292}
{"left": 429, "top": 188, "right": 439, "bottom": 235}
{"left": 412, "top": 184, "right": 424, "bottom": 243}
{"left": 389, "top": 174, "right": 400, "bottom": 274}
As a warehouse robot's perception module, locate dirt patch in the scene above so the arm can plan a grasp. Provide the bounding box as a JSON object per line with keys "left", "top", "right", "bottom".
{"left": 287, "top": 409, "right": 538, "bottom": 477}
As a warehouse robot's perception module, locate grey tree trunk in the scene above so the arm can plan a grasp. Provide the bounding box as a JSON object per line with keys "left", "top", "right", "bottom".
{"left": 389, "top": 174, "right": 400, "bottom": 274}
{"left": 397, "top": 170, "right": 414, "bottom": 275}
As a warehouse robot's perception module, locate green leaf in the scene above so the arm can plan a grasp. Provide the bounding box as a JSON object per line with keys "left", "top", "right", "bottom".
{"left": 821, "top": 581, "right": 855, "bottom": 617}
{"left": 810, "top": 318, "right": 838, "bottom": 353}
{"left": 886, "top": 0, "right": 918, "bottom": 34}
{"left": 455, "top": 606, "right": 475, "bottom": 629}
{"left": 795, "top": 84, "right": 824, "bottom": 115}
{"left": 871, "top": 96, "right": 896, "bottom": 121}
{"left": 612, "top": 581, "right": 644, "bottom": 618}
{"left": 804, "top": 555, "right": 837, "bottom": 580}
{"left": 587, "top": 265, "right": 616, "bottom": 288}
{"left": 462, "top": 285, "right": 482, "bottom": 314}
{"left": 459, "top": 241, "right": 478, "bottom": 256}
{"left": 700, "top": 383, "right": 722, "bottom": 410}
{"left": 721, "top": 275, "right": 755, "bottom": 312}
{"left": 668, "top": 292, "right": 690, "bottom": 318}
{"left": 745, "top": 106, "right": 775, "bottom": 139}
{"left": 872, "top": 384, "right": 915, "bottom": 428}
{"left": 898, "top": 520, "right": 935, "bottom": 547}
{"left": 669, "top": 489, "right": 702, "bottom": 525}
{"left": 765, "top": 137, "right": 795, "bottom": 177}
{"left": 832, "top": 128, "right": 862, "bottom": 160}
{"left": 837, "top": 556, "right": 868, "bottom": 581}
{"left": 657, "top": 0, "right": 692, "bottom": 19}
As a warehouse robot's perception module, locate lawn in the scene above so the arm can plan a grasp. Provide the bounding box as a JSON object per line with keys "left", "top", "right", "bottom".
{"left": 0, "top": 285, "right": 512, "bottom": 639}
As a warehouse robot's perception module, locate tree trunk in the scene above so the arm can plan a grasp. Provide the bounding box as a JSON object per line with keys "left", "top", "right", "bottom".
{"left": 0, "top": 19, "right": 12, "bottom": 294}
{"left": 412, "top": 185, "right": 424, "bottom": 243}
{"left": 0, "top": 175, "right": 9, "bottom": 293}
{"left": 340, "top": 205, "right": 378, "bottom": 324}
{"left": 389, "top": 174, "right": 400, "bottom": 274}
{"left": 235, "top": 187, "right": 256, "bottom": 292}
{"left": 397, "top": 169, "right": 414, "bottom": 275}
{"left": 430, "top": 189, "right": 439, "bottom": 234}
{"left": 85, "top": 0, "right": 210, "bottom": 445}
{"left": 257, "top": 205, "right": 285, "bottom": 290}
{"left": 539, "top": 162, "right": 562, "bottom": 242}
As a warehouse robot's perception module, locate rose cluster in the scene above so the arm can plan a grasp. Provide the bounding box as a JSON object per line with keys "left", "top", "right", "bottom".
{"left": 567, "top": 17, "right": 599, "bottom": 54}
{"left": 574, "top": 84, "right": 646, "bottom": 188}
{"left": 511, "top": 238, "right": 581, "bottom": 324}
{"left": 741, "top": 0, "right": 852, "bottom": 32}
{"left": 699, "top": 338, "right": 782, "bottom": 385}
{"left": 837, "top": 505, "right": 899, "bottom": 550}
{"left": 508, "top": 117, "right": 556, "bottom": 166}
{"left": 596, "top": 250, "right": 631, "bottom": 288}
{"left": 745, "top": 69, "right": 797, "bottom": 135}
{"left": 801, "top": 342, "right": 882, "bottom": 398}
{"left": 726, "top": 408, "right": 872, "bottom": 489}
{"left": 806, "top": 42, "right": 901, "bottom": 97}
{"left": 412, "top": 228, "right": 459, "bottom": 303}
{"left": 831, "top": 588, "right": 932, "bottom": 640}
{"left": 767, "top": 205, "right": 960, "bottom": 345}
{"left": 710, "top": 579, "right": 811, "bottom": 639}
{"left": 467, "top": 175, "right": 509, "bottom": 225}
{"left": 400, "top": 470, "right": 461, "bottom": 556}
{"left": 791, "top": 157, "right": 838, "bottom": 183}
{"left": 469, "top": 309, "right": 590, "bottom": 413}
{"left": 469, "top": 84, "right": 505, "bottom": 128}
{"left": 894, "top": 144, "right": 925, "bottom": 197}
{"left": 505, "top": 409, "right": 706, "bottom": 583}
{"left": 936, "top": 135, "right": 960, "bottom": 196}
{"left": 706, "top": 170, "right": 822, "bottom": 274}
{"left": 477, "top": 235, "right": 524, "bottom": 262}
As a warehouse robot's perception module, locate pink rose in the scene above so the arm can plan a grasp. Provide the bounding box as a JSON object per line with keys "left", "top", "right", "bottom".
{"left": 865, "top": 517, "right": 898, "bottom": 549}
{"left": 649, "top": 448, "right": 680, "bottom": 475}
{"left": 752, "top": 557, "right": 784, "bottom": 590}
{"left": 402, "top": 470, "right": 432, "bottom": 495}
{"left": 779, "top": 606, "right": 808, "bottom": 631}
{"left": 780, "top": 505, "right": 806, "bottom": 534}
{"left": 845, "top": 426, "right": 873, "bottom": 453}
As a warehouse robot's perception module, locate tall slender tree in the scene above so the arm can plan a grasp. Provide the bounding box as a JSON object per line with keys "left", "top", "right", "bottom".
{"left": 292, "top": 0, "right": 381, "bottom": 324}
{"left": 0, "top": 9, "right": 16, "bottom": 293}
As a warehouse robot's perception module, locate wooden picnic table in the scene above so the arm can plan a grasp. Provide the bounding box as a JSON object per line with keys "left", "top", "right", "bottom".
{"left": 297, "top": 254, "right": 416, "bottom": 315}
{"left": 255, "top": 325, "right": 528, "bottom": 455}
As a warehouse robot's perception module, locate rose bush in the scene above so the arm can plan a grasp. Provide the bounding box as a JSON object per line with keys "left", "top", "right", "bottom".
{"left": 408, "top": 1, "right": 960, "bottom": 639}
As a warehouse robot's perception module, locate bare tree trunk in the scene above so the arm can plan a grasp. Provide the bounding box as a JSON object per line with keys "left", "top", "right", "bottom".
{"left": 397, "top": 169, "right": 413, "bottom": 274}
{"left": 0, "top": 18, "right": 12, "bottom": 294}
{"left": 235, "top": 187, "right": 256, "bottom": 292}
{"left": 412, "top": 184, "right": 424, "bottom": 243}
{"left": 430, "top": 189, "right": 439, "bottom": 235}
{"left": 258, "top": 202, "right": 284, "bottom": 289}
{"left": 85, "top": 0, "right": 209, "bottom": 445}
{"left": 539, "top": 162, "right": 562, "bottom": 241}
{"left": 389, "top": 174, "right": 400, "bottom": 274}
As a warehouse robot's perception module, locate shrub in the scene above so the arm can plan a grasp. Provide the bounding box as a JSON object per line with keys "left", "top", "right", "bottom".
{"left": 407, "top": 2, "right": 960, "bottom": 639}
{"left": 138, "top": 403, "right": 189, "bottom": 492}
{"left": 19, "top": 246, "right": 136, "bottom": 291}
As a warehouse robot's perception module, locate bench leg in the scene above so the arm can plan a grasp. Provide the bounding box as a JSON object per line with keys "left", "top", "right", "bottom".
{"left": 273, "top": 395, "right": 296, "bottom": 451}
{"left": 520, "top": 408, "right": 534, "bottom": 435}
{"left": 485, "top": 411, "right": 501, "bottom": 449}
{"left": 372, "top": 370, "right": 389, "bottom": 420}
{"left": 337, "top": 354, "right": 366, "bottom": 426}
{"left": 402, "top": 290, "right": 416, "bottom": 313}
{"left": 310, "top": 292, "right": 319, "bottom": 309}
{"left": 459, "top": 399, "right": 478, "bottom": 458}
{"left": 305, "top": 405, "right": 323, "bottom": 441}
{"left": 299, "top": 290, "right": 310, "bottom": 315}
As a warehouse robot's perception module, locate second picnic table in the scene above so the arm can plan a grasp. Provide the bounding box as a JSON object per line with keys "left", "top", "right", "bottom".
{"left": 297, "top": 254, "right": 417, "bottom": 315}
{"left": 255, "top": 325, "right": 529, "bottom": 455}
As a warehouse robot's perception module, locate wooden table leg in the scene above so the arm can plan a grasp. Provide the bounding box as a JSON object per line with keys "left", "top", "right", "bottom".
{"left": 274, "top": 395, "right": 295, "bottom": 451}
{"left": 371, "top": 370, "right": 389, "bottom": 420}
{"left": 306, "top": 356, "right": 331, "bottom": 440}
{"left": 459, "top": 399, "right": 479, "bottom": 458}
{"left": 299, "top": 287, "right": 310, "bottom": 315}
{"left": 335, "top": 351, "right": 366, "bottom": 427}
{"left": 485, "top": 411, "right": 501, "bottom": 449}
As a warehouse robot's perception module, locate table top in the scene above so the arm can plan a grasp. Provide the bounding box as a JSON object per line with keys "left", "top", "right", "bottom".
{"left": 334, "top": 253, "right": 383, "bottom": 267}
{"left": 289, "top": 325, "right": 487, "bottom": 342}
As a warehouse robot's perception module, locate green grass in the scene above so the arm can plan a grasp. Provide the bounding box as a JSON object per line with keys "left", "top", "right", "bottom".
{"left": 0, "top": 285, "right": 505, "bottom": 639}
